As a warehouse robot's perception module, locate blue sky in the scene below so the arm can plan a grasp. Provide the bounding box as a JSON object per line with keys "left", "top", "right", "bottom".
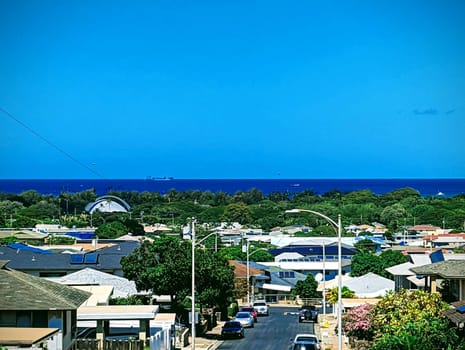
{"left": 1, "top": 1, "right": 464, "bottom": 179}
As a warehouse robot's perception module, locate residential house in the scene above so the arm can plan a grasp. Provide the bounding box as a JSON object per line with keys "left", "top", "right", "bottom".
{"left": 386, "top": 251, "right": 465, "bottom": 292}
{"left": 423, "top": 233, "right": 465, "bottom": 249}
{"left": 48, "top": 267, "right": 138, "bottom": 298}
{"left": 229, "top": 260, "right": 268, "bottom": 303}
{"left": 343, "top": 272, "right": 394, "bottom": 298}
{"left": 410, "top": 260, "right": 465, "bottom": 301}
{"left": 0, "top": 230, "right": 48, "bottom": 245}
{"left": 255, "top": 265, "right": 307, "bottom": 303}
{"left": 0, "top": 240, "right": 139, "bottom": 277}
{"left": 0, "top": 260, "right": 91, "bottom": 350}
{"left": 345, "top": 223, "right": 387, "bottom": 237}
{"left": 268, "top": 241, "right": 355, "bottom": 279}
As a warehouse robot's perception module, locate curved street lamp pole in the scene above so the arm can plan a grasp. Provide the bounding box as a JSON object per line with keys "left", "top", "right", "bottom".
{"left": 285, "top": 209, "right": 343, "bottom": 350}
{"left": 191, "top": 218, "right": 196, "bottom": 350}
{"left": 242, "top": 236, "right": 267, "bottom": 305}
{"left": 190, "top": 223, "right": 219, "bottom": 350}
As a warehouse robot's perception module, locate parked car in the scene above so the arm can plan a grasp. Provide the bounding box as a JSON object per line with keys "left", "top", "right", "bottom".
{"left": 240, "top": 306, "right": 258, "bottom": 321}
{"left": 298, "top": 305, "right": 318, "bottom": 323}
{"left": 291, "top": 334, "right": 321, "bottom": 350}
{"left": 233, "top": 311, "right": 255, "bottom": 328}
{"left": 253, "top": 299, "right": 269, "bottom": 316}
{"left": 221, "top": 321, "right": 245, "bottom": 339}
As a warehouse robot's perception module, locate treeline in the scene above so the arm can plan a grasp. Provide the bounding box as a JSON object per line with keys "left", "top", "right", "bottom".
{"left": 0, "top": 187, "right": 464, "bottom": 233}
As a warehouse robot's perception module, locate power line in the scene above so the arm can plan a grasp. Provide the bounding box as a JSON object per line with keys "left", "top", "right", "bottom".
{"left": 1, "top": 107, "right": 104, "bottom": 179}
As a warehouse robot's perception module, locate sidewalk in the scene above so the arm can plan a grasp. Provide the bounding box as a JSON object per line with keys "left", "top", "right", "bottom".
{"left": 179, "top": 322, "right": 224, "bottom": 350}
{"left": 317, "top": 315, "right": 349, "bottom": 350}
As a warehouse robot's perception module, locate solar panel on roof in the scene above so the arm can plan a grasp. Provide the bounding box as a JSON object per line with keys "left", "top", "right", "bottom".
{"left": 84, "top": 253, "right": 98, "bottom": 264}
{"left": 70, "top": 254, "right": 84, "bottom": 264}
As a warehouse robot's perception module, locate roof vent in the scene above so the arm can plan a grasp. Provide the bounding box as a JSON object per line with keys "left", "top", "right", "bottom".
{"left": 32, "top": 256, "right": 36, "bottom": 262}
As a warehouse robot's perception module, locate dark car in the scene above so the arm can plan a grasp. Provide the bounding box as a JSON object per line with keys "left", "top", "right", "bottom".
{"left": 240, "top": 306, "right": 258, "bottom": 322}
{"left": 298, "top": 305, "right": 318, "bottom": 323}
{"left": 221, "top": 321, "right": 245, "bottom": 339}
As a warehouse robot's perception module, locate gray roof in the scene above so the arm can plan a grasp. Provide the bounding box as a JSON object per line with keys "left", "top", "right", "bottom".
{"left": 50, "top": 267, "right": 138, "bottom": 297}
{"left": 0, "top": 241, "right": 139, "bottom": 273}
{"left": 344, "top": 272, "right": 394, "bottom": 297}
{"left": 385, "top": 262, "right": 416, "bottom": 276}
{"left": 0, "top": 260, "right": 90, "bottom": 310}
{"left": 410, "top": 260, "right": 465, "bottom": 279}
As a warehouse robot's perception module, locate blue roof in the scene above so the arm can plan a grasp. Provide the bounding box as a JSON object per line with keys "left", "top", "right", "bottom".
{"left": 269, "top": 242, "right": 357, "bottom": 256}
{"left": 8, "top": 242, "right": 52, "bottom": 254}
{"left": 66, "top": 232, "right": 95, "bottom": 240}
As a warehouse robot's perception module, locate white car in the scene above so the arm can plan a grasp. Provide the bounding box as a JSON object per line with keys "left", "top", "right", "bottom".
{"left": 292, "top": 334, "right": 321, "bottom": 350}
{"left": 253, "top": 300, "right": 269, "bottom": 316}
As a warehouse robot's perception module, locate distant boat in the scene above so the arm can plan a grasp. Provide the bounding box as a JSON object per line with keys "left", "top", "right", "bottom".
{"left": 291, "top": 183, "right": 301, "bottom": 187}
{"left": 146, "top": 176, "right": 174, "bottom": 181}
{"left": 437, "top": 191, "right": 444, "bottom": 196}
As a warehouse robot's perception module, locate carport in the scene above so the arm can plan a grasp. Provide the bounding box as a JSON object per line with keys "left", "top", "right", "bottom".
{"left": 77, "top": 305, "right": 159, "bottom": 342}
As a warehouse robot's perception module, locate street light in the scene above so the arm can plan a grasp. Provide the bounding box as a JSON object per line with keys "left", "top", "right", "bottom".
{"left": 242, "top": 237, "right": 267, "bottom": 305}
{"left": 191, "top": 218, "right": 196, "bottom": 350}
{"left": 285, "top": 209, "right": 343, "bottom": 350}
{"left": 190, "top": 224, "right": 219, "bottom": 350}
{"left": 197, "top": 232, "right": 218, "bottom": 252}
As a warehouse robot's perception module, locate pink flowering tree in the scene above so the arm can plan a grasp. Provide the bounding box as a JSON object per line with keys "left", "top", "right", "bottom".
{"left": 342, "top": 303, "right": 375, "bottom": 341}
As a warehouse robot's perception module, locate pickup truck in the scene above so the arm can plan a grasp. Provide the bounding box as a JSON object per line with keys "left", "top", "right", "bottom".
{"left": 298, "top": 305, "right": 318, "bottom": 323}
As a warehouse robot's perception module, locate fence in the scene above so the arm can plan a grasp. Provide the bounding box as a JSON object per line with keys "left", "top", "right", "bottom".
{"left": 71, "top": 339, "right": 145, "bottom": 350}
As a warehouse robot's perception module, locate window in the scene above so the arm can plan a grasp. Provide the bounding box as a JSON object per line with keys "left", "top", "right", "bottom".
{"left": 0, "top": 311, "right": 15, "bottom": 326}
{"left": 279, "top": 271, "right": 295, "bottom": 278}
{"left": 17, "top": 311, "right": 32, "bottom": 327}
{"left": 32, "top": 311, "right": 48, "bottom": 327}
{"left": 48, "top": 311, "right": 62, "bottom": 330}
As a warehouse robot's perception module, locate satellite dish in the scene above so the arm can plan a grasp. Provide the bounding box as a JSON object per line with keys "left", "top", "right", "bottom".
{"left": 315, "top": 273, "right": 323, "bottom": 282}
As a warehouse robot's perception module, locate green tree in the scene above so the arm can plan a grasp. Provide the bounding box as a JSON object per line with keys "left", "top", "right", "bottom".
{"left": 350, "top": 252, "right": 383, "bottom": 277}
{"left": 354, "top": 238, "right": 377, "bottom": 253}
{"left": 379, "top": 249, "right": 407, "bottom": 277}
{"left": 380, "top": 203, "right": 407, "bottom": 230}
{"left": 326, "top": 286, "right": 355, "bottom": 304}
{"left": 123, "top": 218, "right": 145, "bottom": 235}
{"left": 121, "top": 235, "right": 235, "bottom": 315}
{"left": 222, "top": 202, "right": 252, "bottom": 224}
{"left": 371, "top": 289, "right": 458, "bottom": 350}
{"left": 195, "top": 248, "right": 235, "bottom": 312}
{"left": 292, "top": 274, "right": 320, "bottom": 299}
{"left": 217, "top": 244, "right": 274, "bottom": 262}
{"left": 20, "top": 200, "right": 60, "bottom": 221}
{"left": 95, "top": 221, "right": 127, "bottom": 238}
{"left": 121, "top": 236, "right": 192, "bottom": 307}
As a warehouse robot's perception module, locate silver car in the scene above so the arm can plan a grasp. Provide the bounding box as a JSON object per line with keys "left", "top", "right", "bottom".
{"left": 233, "top": 311, "right": 254, "bottom": 328}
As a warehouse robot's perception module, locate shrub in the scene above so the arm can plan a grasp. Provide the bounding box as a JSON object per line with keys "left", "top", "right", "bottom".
{"left": 342, "top": 303, "right": 375, "bottom": 340}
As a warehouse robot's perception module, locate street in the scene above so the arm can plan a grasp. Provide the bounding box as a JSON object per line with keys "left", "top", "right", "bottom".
{"left": 217, "top": 306, "right": 316, "bottom": 350}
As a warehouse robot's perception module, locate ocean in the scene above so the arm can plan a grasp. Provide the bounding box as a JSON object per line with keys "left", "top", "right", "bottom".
{"left": 0, "top": 178, "right": 464, "bottom": 197}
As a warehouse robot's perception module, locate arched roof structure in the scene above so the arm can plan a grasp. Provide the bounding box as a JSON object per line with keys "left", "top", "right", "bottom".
{"left": 85, "top": 195, "right": 131, "bottom": 214}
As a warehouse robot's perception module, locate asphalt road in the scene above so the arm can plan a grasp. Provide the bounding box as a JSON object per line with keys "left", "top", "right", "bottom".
{"left": 217, "top": 306, "right": 316, "bottom": 350}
